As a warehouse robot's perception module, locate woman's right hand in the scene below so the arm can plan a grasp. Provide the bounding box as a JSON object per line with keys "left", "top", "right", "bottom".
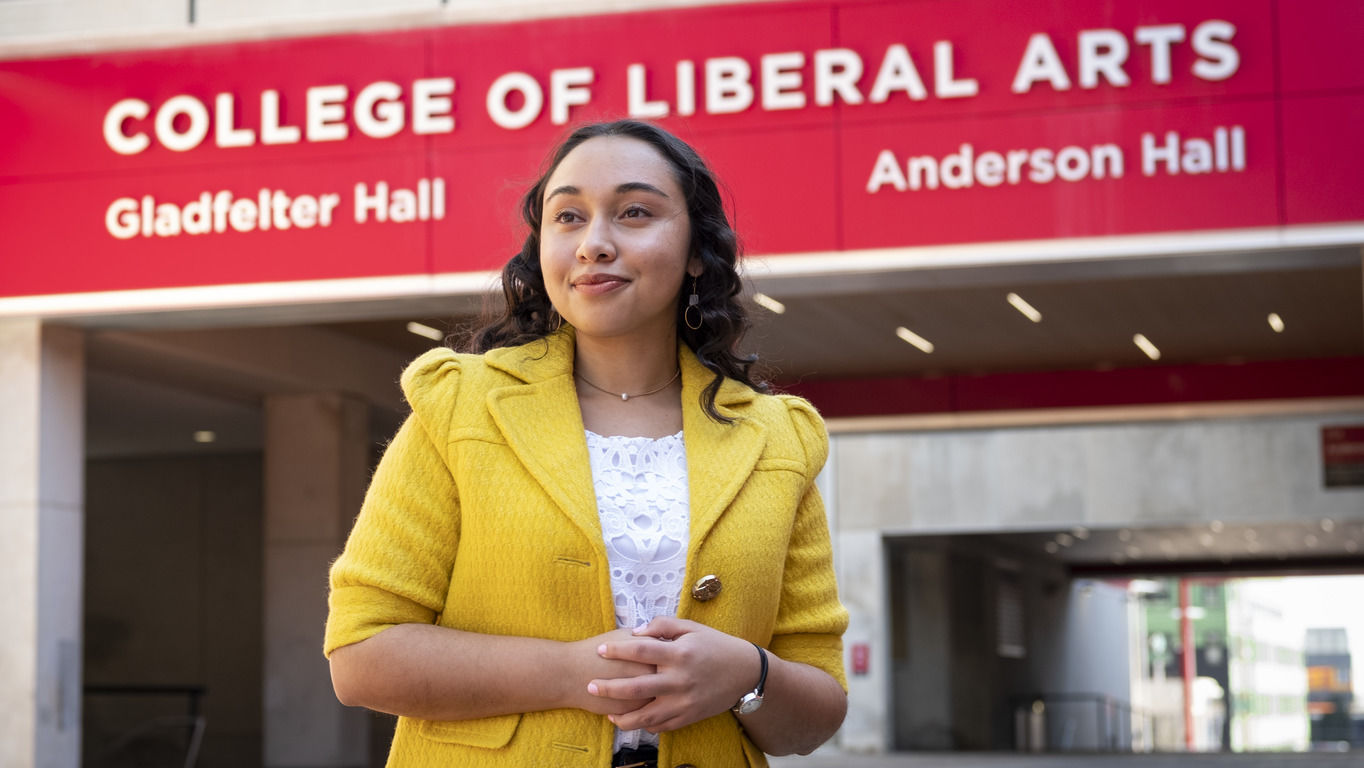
{"left": 330, "top": 623, "right": 659, "bottom": 721}
{"left": 562, "top": 628, "right": 656, "bottom": 715}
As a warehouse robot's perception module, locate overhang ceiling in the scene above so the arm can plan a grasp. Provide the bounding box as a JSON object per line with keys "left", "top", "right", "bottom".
{"left": 747, "top": 254, "right": 1363, "bottom": 381}
{"left": 78, "top": 243, "right": 1364, "bottom": 572}
{"left": 896, "top": 519, "right": 1364, "bottom": 576}
{"left": 84, "top": 244, "right": 1362, "bottom": 453}
{"left": 308, "top": 244, "right": 1364, "bottom": 380}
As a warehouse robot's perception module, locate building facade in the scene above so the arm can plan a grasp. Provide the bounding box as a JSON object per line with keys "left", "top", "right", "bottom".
{"left": 1308, "top": 627, "right": 1356, "bottom": 745}
{"left": 3, "top": 1, "right": 1363, "bottom": 766}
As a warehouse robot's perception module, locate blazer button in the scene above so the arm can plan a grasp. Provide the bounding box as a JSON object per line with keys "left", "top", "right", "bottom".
{"left": 691, "top": 574, "right": 722, "bottom": 601}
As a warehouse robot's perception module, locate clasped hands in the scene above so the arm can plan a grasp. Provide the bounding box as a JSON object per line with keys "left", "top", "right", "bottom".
{"left": 568, "top": 617, "right": 759, "bottom": 734}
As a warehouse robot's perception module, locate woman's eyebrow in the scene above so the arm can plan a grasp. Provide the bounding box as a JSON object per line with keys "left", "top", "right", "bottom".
{"left": 616, "top": 181, "right": 670, "bottom": 198}
{"left": 545, "top": 184, "right": 579, "bottom": 202}
{"left": 545, "top": 181, "right": 670, "bottom": 203}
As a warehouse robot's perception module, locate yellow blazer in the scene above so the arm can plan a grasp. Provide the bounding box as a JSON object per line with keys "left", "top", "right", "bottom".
{"left": 325, "top": 329, "right": 847, "bottom": 767}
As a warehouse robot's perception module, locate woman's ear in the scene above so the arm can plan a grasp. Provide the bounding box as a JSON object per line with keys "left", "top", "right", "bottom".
{"left": 687, "top": 256, "right": 704, "bottom": 278}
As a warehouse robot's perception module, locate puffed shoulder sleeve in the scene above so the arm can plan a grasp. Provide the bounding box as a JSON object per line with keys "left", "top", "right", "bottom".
{"left": 782, "top": 395, "right": 830, "bottom": 482}
{"left": 323, "top": 348, "right": 463, "bottom": 657}
{"left": 768, "top": 395, "right": 849, "bottom": 690}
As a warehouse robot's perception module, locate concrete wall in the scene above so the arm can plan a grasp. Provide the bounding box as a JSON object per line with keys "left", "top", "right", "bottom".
{"left": 262, "top": 393, "right": 371, "bottom": 768}
{"left": 0, "top": 0, "right": 435, "bottom": 39}
{"left": 0, "top": 0, "right": 188, "bottom": 39}
{"left": 0, "top": 0, "right": 752, "bottom": 47}
{"left": 1054, "top": 581, "right": 1132, "bottom": 699}
{"left": 832, "top": 410, "right": 1364, "bottom": 535}
{"left": 83, "top": 453, "right": 263, "bottom": 768}
{"left": 878, "top": 537, "right": 1073, "bottom": 752}
{"left": 831, "top": 408, "right": 1364, "bottom": 753}
{"left": 1045, "top": 580, "right": 1134, "bottom": 751}
{"left": 890, "top": 548, "right": 951, "bottom": 750}
{"left": 0, "top": 321, "right": 85, "bottom": 768}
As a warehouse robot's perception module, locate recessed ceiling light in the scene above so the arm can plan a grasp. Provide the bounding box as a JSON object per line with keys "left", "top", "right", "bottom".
{"left": 193, "top": 430, "right": 216, "bottom": 443}
{"left": 752, "top": 293, "right": 786, "bottom": 314}
{"left": 1133, "top": 333, "right": 1161, "bottom": 360}
{"left": 1006, "top": 292, "right": 1042, "bottom": 322}
{"left": 407, "top": 321, "right": 444, "bottom": 341}
{"left": 1267, "top": 313, "right": 1285, "bottom": 333}
{"left": 895, "top": 326, "right": 935, "bottom": 354}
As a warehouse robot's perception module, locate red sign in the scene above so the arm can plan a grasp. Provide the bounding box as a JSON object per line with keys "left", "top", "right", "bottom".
{"left": 1, "top": 0, "right": 1361, "bottom": 300}
{"left": 851, "top": 642, "right": 870, "bottom": 676}
{"left": 1322, "top": 425, "right": 1364, "bottom": 488}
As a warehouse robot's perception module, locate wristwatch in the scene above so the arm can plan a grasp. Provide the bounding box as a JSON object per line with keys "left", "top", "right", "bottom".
{"left": 731, "top": 643, "right": 768, "bottom": 715}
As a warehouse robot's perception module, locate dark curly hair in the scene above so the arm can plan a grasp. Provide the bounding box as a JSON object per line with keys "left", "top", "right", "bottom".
{"left": 467, "top": 119, "right": 767, "bottom": 423}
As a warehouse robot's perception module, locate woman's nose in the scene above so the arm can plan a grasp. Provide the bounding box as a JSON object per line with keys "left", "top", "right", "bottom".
{"left": 576, "top": 219, "right": 616, "bottom": 262}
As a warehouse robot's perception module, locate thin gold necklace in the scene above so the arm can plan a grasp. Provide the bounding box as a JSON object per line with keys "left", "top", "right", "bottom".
{"left": 575, "top": 368, "right": 681, "bottom": 401}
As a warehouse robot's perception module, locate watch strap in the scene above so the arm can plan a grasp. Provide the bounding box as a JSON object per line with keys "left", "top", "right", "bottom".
{"left": 752, "top": 643, "right": 768, "bottom": 695}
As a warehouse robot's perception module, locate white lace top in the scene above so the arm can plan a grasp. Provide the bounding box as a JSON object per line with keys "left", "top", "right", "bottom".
{"left": 585, "top": 429, "right": 690, "bottom": 752}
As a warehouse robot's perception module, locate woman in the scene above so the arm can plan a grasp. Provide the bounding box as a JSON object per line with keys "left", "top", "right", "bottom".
{"left": 324, "top": 119, "right": 848, "bottom": 767}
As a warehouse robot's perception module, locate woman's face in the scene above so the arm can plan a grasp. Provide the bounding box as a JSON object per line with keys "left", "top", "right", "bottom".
{"left": 539, "top": 135, "right": 699, "bottom": 343}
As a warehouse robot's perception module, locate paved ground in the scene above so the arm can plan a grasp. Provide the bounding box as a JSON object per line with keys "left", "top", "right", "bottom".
{"left": 769, "top": 752, "right": 1364, "bottom": 768}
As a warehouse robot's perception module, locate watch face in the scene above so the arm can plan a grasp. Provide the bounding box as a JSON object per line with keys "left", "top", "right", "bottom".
{"left": 736, "top": 693, "right": 763, "bottom": 715}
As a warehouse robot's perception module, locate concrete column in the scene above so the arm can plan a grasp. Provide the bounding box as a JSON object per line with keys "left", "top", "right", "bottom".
{"left": 0, "top": 320, "right": 84, "bottom": 768}
{"left": 836, "top": 529, "right": 890, "bottom": 752}
{"left": 263, "top": 393, "right": 369, "bottom": 768}
{"left": 825, "top": 436, "right": 892, "bottom": 754}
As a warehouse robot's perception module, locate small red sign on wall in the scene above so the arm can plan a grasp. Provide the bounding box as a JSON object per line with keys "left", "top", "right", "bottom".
{"left": 1322, "top": 425, "right": 1364, "bottom": 488}
{"left": 851, "top": 642, "right": 870, "bottom": 675}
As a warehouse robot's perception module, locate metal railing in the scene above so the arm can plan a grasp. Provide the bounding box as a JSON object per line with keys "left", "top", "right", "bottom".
{"left": 1010, "top": 692, "right": 1145, "bottom": 753}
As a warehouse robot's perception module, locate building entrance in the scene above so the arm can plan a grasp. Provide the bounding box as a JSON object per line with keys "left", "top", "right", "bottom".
{"left": 881, "top": 527, "right": 1363, "bottom": 757}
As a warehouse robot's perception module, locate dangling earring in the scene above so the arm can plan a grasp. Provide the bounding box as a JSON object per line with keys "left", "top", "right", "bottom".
{"left": 547, "top": 309, "right": 564, "bottom": 332}
{"left": 684, "top": 275, "right": 703, "bottom": 331}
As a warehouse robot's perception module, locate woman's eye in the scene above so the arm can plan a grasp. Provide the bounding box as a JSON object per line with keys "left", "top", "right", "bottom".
{"left": 551, "top": 210, "right": 581, "bottom": 224}
{"left": 622, "top": 205, "right": 650, "bottom": 219}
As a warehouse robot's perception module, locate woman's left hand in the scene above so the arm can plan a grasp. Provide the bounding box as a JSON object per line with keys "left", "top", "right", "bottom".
{"left": 586, "top": 617, "right": 761, "bottom": 733}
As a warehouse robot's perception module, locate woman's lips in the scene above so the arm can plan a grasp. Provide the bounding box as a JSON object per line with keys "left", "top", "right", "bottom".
{"left": 572, "top": 274, "right": 628, "bottom": 295}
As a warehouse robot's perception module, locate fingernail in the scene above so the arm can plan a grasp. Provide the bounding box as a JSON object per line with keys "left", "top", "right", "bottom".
{"left": 597, "top": 644, "right": 607, "bottom": 655}
{"left": 587, "top": 683, "right": 598, "bottom": 695}
{"left": 632, "top": 622, "right": 648, "bottom": 634}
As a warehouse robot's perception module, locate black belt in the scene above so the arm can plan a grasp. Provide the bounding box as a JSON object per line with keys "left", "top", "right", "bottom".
{"left": 611, "top": 745, "right": 658, "bottom": 767}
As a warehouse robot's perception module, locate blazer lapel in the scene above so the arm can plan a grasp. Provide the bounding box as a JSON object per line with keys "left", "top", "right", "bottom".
{"left": 484, "top": 332, "right": 605, "bottom": 557}
{"left": 481, "top": 332, "right": 768, "bottom": 563}
{"left": 679, "top": 348, "right": 765, "bottom": 559}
